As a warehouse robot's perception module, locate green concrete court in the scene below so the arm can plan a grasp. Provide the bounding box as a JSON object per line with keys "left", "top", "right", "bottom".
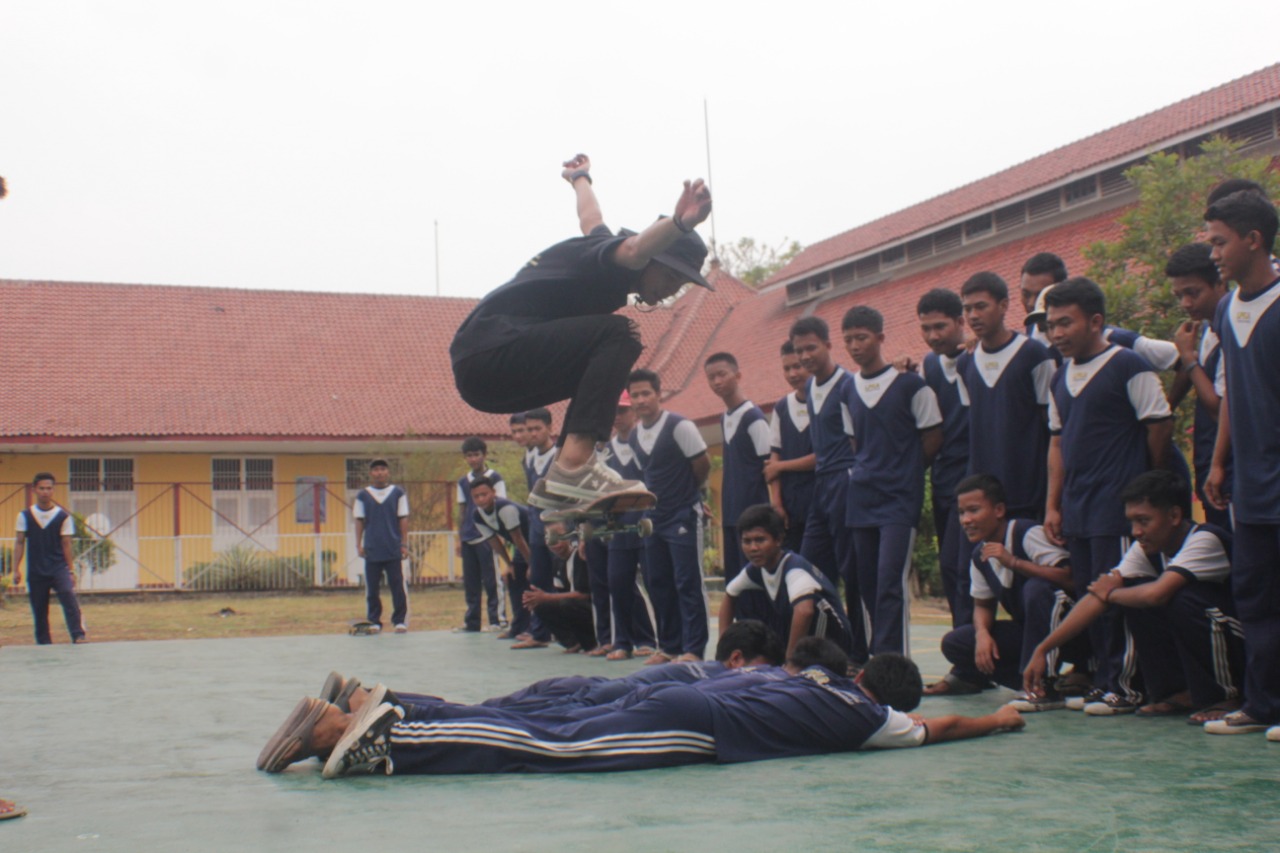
{"left": 2, "top": 625, "right": 1278, "bottom": 853}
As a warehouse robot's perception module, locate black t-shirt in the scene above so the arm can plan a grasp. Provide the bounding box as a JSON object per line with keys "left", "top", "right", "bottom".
{"left": 550, "top": 552, "right": 591, "bottom": 594}
{"left": 450, "top": 225, "right": 638, "bottom": 361}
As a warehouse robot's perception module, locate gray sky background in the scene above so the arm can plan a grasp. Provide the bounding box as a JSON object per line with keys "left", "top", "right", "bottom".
{"left": 2, "top": 1, "right": 1276, "bottom": 300}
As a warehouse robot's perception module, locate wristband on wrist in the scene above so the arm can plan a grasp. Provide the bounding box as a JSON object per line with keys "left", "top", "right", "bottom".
{"left": 672, "top": 214, "right": 694, "bottom": 233}
{"left": 1181, "top": 359, "right": 1198, "bottom": 374}
{"left": 567, "top": 169, "right": 592, "bottom": 185}
{"left": 1090, "top": 590, "right": 1108, "bottom": 606}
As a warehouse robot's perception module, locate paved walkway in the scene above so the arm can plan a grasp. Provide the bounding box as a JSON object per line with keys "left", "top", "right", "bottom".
{"left": 2, "top": 625, "right": 1276, "bottom": 852}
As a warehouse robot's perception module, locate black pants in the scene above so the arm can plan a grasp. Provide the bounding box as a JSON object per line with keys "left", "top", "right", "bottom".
{"left": 535, "top": 598, "right": 598, "bottom": 651}
{"left": 453, "top": 314, "right": 642, "bottom": 443}
{"left": 461, "top": 541, "right": 501, "bottom": 629}
{"left": 29, "top": 568, "right": 85, "bottom": 644}
{"left": 365, "top": 559, "right": 408, "bottom": 627}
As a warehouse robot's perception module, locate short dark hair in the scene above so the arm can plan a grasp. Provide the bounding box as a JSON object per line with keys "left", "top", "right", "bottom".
{"left": 1164, "top": 242, "right": 1220, "bottom": 285}
{"left": 779, "top": 339, "right": 796, "bottom": 356}
{"left": 1205, "top": 191, "right": 1279, "bottom": 254}
{"left": 841, "top": 305, "right": 883, "bottom": 333}
{"left": 715, "top": 619, "right": 784, "bottom": 666}
{"left": 1207, "top": 178, "right": 1267, "bottom": 206}
{"left": 736, "top": 504, "right": 786, "bottom": 541}
{"left": 1120, "top": 470, "right": 1192, "bottom": 519}
{"left": 789, "top": 316, "right": 830, "bottom": 343}
{"left": 1043, "top": 276, "right": 1106, "bottom": 321}
{"left": 33, "top": 472, "right": 56, "bottom": 486}
{"left": 960, "top": 271, "right": 1009, "bottom": 302}
{"left": 461, "top": 437, "right": 487, "bottom": 454}
{"left": 627, "top": 368, "right": 661, "bottom": 394}
{"left": 508, "top": 412, "right": 526, "bottom": 426}
{"left": 916, "top": 288, "right": 963, "bottom": 319}
{"left": 704, "top": 351, "right": 738, "bottom": 370}
{"left": 369, "top": 458, "right": 390, "bottom": 470}
{"left": 469, "top": 476, "right": 496, "bottom": 492}
{"left": 860, "top": 653, "right": 924, "bottom": 712}
{"left": 954, "top": 473, "right": 1006, "bottom": 506}
{"left": 1021, "top": 252, "right": 1068, "bottom": 283}
{"left": 524, "top": 407, "right": 552, "bottom": 426}
{"left": 788, "top": 637, "right": 850, "bottom": 675}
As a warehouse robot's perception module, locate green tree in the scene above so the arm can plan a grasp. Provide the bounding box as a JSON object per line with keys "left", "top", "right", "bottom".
{"left": 1082, "top": 136, "right": 1280, "bottom": 450}
{"left": 716, "top": 236, "right": 803, "bottom": 286}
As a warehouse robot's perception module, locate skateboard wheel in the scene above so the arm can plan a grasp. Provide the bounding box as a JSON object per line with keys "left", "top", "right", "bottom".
{"left": 637, "top": 518, "right": 653, "bottom": 537}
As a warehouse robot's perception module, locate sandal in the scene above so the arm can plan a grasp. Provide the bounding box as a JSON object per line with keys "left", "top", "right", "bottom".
{"left": 1203, "top": 709, "right": 1270, "bottom": 735}
{"left": 605, "top": 648, "right": 633, "bottom": 661}
{"left": 257, "top": 697, "right": 329, "bottom": 772}
{"left": 1137, "top": 700, "right": 1195, "bottom": 717}
{"left": 643, "top": 651, "right": 673, "bottom": 666}
{"left": 586, "top": 645, "right": 612, "bottom": 658}
{"left": 510, "top": 640, "right": 549, "bottom": 650}
{"left": 0, "top": 799, "right": 27, "bottom": 821}
{"left": 1189, "top": 700, "right": 1242, "bottom": 725}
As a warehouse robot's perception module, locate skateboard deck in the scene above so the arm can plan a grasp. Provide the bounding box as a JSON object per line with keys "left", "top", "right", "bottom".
{"left": 348, "top": 619, "right": 379, "bottom": 636}
{"left": 543, "top": 492, "right": 656, "bottom": 543}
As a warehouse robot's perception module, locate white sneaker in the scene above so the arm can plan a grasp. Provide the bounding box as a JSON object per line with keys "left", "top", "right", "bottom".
{"left": 539, "top": 453, "right": 650, "bottom": 505}
{"left": 393, "top": 624, "right": 408, "bottom": 634}
{"left": 1066, "top": 688, "right": 1105, "bottom": 711}
{"left": 1007, "top": 691, "right": 1066, "bottom": 712}
{"left": 1083, "top": 692, "right": 1140, "bottom": 716}
{"left": 1266, "top": 726, "right": 1280, "bottom": 742}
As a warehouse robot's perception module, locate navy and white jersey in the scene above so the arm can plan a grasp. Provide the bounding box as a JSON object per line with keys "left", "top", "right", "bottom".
{"left": 523, "top": 443, "right": 556, "bottom": 493}
{"left": 1048, "top": 345, "right": 1172, "bottom": 537}
{"left": 958, "top": 333, "right": 1056, "bottom": 512}
{"left": 922, "top": 351, "right": 970, "bottom": 504}
{"left": 473, "top": 497, "right": 530, "bottom": 561}
{"left": 969, "top": 519, "right": 1069, "bottom": 620}
{"left": 707, "top": 666, "right": 925, "bottom": 763}
{"left": 1192, "top": 320, "right": 1230, "bottom": 495}
{"left": 1104, "top": 325, "right": 1179, "bottom": 372}
{"left": 806, "top": 367, "right": 856, "bottom": 474}
{"left": 16, "top": 505, "right": 75, "bottom": 576}
{"left": 352, "top": 484, "right": 409, "bottom": 561}
{"left": 631, "top": 410, "right": 708, "bottom": 521}
{"left": 725, "top": 550, "right": 851, "bottom": 640}
{"left": 769, "top": 391, "right": 815, "bottom": 519}
{"left": 551, "top": 550, "right": 590, "bottom": 594}
{"left": 843, "top": 366, "right": 942, "bottom": 527}
{"left": 456, "top": 468, "right": 506, "bottom": 545}
{"left": 1115, "top": 522, "right": 1231, "bottom": 584}
{"left": 451, "top": 225, "right": 637, "bottom": 362}
{"left": 721, "top": 401, "right": 771, "bottom": 524}
{"left": 1215, "top": 278, "right": 1280, "bottom": 524}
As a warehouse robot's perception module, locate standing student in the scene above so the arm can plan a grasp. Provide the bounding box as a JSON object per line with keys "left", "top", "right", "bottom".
{"left": 1019, "top": 253, "right": 1068, "bottom": 348}
{"left": 958, "top": 272, "right": 1056, "bottom": 519}
{"left": 14, "top": 472, "right": 85, "bottom": 645}
{"left": 603, "top": 392, "right": 658, "bottom": 660}
{"left": 454, "top": 438, "right": 507, "bottom": 633}
{"left": 789, "top": 316, "right": 866, "bottom": 663}
{"left": 1203, "top": 190, "right": 1280, "bottom": 738}
{"left": 766, "top": 340, "right": 815, "bottom": 554}
{"left": 353, "top": 459, "right": 411, "bottom": 634}
{"left": 1043, "top": 277, "right": 1173, "bottom": 714}
{"left": 629, "top": 369, "right": 712, "bottom": 665}
{"left": 520, "top": 407, "right": 558, "bottom": 648}
{"left": 703, "top": 352, "right": 771, "bottom": 589}
{"left": 841, "top": 306, "right": 943, "bottom": 656}
{"left": 928, "top": 474, "right": 1079, "bottom": 704}
{"left": 450, "top": 154, "right": 711, "bottom": 515}
{"left": 914, "top": 288, "right": 973, "bottom": 627}
{"left": 1165, "top": 243, "right": 1232, "bottom": 530}
{"left": 470, "top": 478, "right": 535, "bottom": 644}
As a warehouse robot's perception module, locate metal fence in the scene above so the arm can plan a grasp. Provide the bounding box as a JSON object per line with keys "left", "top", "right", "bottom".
{"left": 0, "top": 481, "right": 459, "bottom": 592}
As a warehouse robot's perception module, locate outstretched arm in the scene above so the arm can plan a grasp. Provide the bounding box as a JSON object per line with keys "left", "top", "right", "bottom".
{"left": 562, "top": 154, "right": 604, "bottom": 235}
{"left": 922, "top": 705, "right": 1025, "bottom": 744}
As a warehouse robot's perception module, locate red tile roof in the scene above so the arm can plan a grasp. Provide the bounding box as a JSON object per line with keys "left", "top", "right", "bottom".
{"left": 664, "top": 210, "right": 1126, "bottom": 421}
{"left": 767, "top": 63, "right": 1280, "bottom": 286}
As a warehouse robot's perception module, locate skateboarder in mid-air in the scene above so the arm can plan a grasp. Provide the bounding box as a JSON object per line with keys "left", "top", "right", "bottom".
{"left": 450, "top": 154, "right": 714, "bottom": 516}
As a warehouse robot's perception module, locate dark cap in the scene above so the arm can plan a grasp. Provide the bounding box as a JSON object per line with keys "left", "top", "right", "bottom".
{"left": 621, "top": 220, "right": 714, "bottom": 290}
{"left": 369, "top": 458, "right": 390, "bottom": 469}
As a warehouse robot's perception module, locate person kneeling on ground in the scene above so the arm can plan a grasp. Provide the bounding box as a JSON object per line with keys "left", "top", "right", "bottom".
{"left": 1023, "top": 471, "right": 1243, "bottom": 721}
{"left": 521, "top": 522, "right": 596, "bottom": 653}
{"left": 925, "top": 474, "right": 1085, "bottom": 710}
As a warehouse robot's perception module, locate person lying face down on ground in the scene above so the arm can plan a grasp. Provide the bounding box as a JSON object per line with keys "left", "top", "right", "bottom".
{"left": 259, "top": 643, "right": 1025, "bottom": 778}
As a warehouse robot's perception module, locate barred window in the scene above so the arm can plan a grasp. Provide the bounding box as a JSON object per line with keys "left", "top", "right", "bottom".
{"left": 69, "top": 458, "right": 134, "bottom": 493}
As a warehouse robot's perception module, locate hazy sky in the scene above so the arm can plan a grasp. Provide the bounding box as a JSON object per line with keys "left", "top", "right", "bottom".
{"left": 2, "top": 1, "right": 1276, "bottom": 300}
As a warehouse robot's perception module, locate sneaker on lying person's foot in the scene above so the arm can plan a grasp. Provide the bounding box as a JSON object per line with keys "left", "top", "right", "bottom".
{"left": 535, "top": 454, "right": 652, "bottom": 508}
{"left": 1007, "top": 691, "right": 1066, "bottom": 712}
{"left": 322, "top": 684, "right": 404, "bottom": 779}
{"left": 1083, "top": 692, "right": 1140, "bottom": 716}
{"left": 1065, "top": 688, "right": 1106, "bottom": 711}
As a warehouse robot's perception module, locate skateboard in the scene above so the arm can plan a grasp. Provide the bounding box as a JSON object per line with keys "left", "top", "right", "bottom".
{"left": 348, "top": 619, "right": 380, "bottom": 636}
{"left": 543, "top": 492, "right": 656, "bottom": 544}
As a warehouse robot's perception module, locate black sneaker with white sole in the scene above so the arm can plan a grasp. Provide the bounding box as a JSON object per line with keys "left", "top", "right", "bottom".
{"left": 1083, "top": 692, "right": 1140, "bottom": 716}
{"left": 322, "top": 684, "right": 404, "bottom": 779}
{"left": 1065, "top": 688, "right": 1106, "bottom": 711}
